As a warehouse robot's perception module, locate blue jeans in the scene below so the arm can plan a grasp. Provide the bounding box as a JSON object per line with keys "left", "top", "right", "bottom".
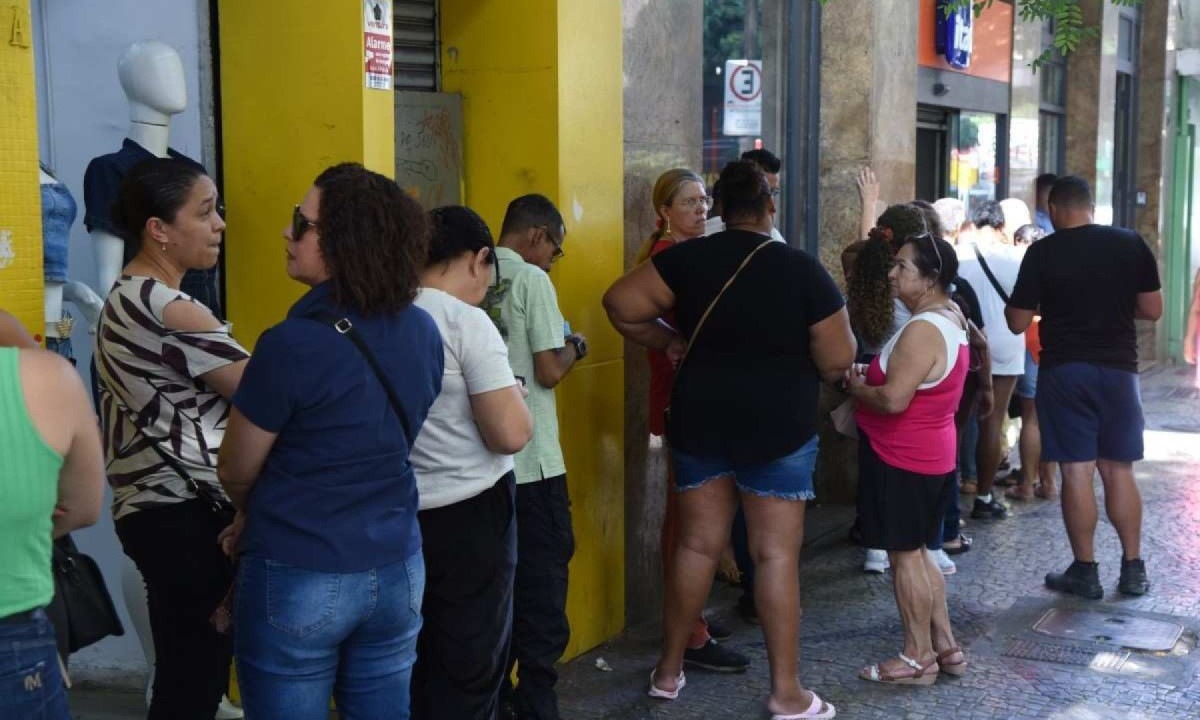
{"left": 234, "top": 552, "right": 425, "bottom": 720}
{"left": 0, "top": 608, "right": 70, "bottom": 720}
{"left": 959, "top": 409, "right": 979, "bottom": 480}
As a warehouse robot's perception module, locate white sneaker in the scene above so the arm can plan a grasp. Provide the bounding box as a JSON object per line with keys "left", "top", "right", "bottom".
{"left": 215, "top": 696, "right": 244, "bottom": 720}
{"left": 929, "top": 548, "right": 957, "bottom": 575}
{"left": 864, "top": 549, "right": 890, "bottom": 573}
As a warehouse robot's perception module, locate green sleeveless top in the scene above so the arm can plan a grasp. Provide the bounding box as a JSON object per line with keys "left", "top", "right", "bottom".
{"left": 0, "top": 348, "right": 64, "bottom": 617}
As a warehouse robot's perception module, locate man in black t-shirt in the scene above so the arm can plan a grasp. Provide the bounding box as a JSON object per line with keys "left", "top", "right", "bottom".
{"left": 1005, "top": 176, "right": 1162, "bottom": 600}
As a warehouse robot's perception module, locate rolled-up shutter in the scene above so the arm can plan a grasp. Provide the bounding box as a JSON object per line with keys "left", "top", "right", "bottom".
{"left": 394, "top": 0, "right": 438, "bottom": 91}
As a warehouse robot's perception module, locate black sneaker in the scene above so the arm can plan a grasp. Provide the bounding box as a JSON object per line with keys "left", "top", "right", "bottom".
{"left": 683, "top": 638, "right": 750, "bottom": 673}
{"left": 1118, "top": 558, "right": 1149, "bottom": 596}
{"left": 1045, "top": 560, "right": 1103, "bottom": 599}
{"left": 971, "top": 497, "right": 1009, "bottom": 519}
{"left": 706, "top": 618, "right": 732, "bottom": 640}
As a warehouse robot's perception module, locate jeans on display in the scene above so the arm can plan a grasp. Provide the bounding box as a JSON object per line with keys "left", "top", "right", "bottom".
{"left": 0, "top": 608, "right": 70, "bottom": 720}
{"left": 234, "top": 552, "right": 425, "bottom": 720}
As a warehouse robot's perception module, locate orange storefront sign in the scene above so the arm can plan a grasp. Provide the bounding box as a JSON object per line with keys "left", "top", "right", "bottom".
{"left": 917, "top": 0, "right": 1012, "bottom": 84}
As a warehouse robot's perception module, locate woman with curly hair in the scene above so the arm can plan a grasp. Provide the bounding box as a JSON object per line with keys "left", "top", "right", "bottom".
{"left": 217, "top": 163, "right": 444, "bottom": 719}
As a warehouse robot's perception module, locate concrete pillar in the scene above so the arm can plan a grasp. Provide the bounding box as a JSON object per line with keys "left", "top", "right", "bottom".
{"left": 218, "top": 0, "right": 396, "bottom": 345}
{"left": 620, "top": 0, "right": 703, "bottom": 625}
{"left": 0, "top": 1, "right": 44, "bottom": 336}
{"left": 1064, "top": 0, "right": 1121, "bottom": 224}
{"left": 1136, "top": 0, "right": 1172, "bottom": 361}
{"left": 816, "top": 0, "right": 917, "bottom": 503}
{"left": 441, "top": 0, "right": 626, "bottom": 656}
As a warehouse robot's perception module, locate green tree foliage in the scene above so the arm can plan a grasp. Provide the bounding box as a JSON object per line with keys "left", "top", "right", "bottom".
{"left": 704, "top": 0, "right": 759, "bottom": 74}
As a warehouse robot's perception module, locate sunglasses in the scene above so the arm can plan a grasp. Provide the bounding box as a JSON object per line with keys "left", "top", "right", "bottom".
{"left": 291, "top": 205, "right": 316, "bottom": 242}
{"left": 908, "top": 232, "right": 943, "bottom": 278}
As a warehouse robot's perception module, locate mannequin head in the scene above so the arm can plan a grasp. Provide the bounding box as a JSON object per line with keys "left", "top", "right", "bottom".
{"left": 118, "top": 41, "right": 187, "bottom": 124}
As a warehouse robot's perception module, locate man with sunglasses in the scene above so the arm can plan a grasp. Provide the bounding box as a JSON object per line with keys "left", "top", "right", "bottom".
{"left": 486, "top": 194, "right": 585, "bottom": 720}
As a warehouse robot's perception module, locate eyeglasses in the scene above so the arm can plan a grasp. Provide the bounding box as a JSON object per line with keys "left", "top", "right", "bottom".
{"left": 291, "top": 205, "right": 316, "bottom": 242}
{"left": 539, "top": 225, "right": 565, "bottom": 262}
{"left": 768, "top": 187, "right": 782, "bottom": 198}
{"left": 676, "top": 195, "right": 714, "bottom": 211}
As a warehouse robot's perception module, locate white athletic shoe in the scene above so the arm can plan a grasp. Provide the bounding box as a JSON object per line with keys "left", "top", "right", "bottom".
{"left": 215, "top": 696, "right": 244, "bottom": 720}
{"left": 864, "top": 549, "right": 890, "bottom": 574}
{"left": 929, "top": 548, "right": 957, "bottom": 575}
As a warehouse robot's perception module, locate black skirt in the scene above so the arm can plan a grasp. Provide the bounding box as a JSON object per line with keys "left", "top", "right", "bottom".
{"left": 857, "top": 433, "right": 953, "bottom": 552}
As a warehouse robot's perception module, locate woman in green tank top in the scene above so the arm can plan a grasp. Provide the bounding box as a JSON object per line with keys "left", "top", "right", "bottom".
{"left": 0, "top": 336, "right": 105, "bottom": 718}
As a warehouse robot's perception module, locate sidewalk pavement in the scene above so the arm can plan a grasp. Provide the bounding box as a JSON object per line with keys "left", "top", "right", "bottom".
{"left": 69, "top": 364, "right": 1200, "bottom": 719}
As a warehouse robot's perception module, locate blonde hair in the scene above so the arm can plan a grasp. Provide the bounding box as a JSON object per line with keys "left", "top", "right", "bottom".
{"left": 634, "top": 168, "right": 705, "bottom": 264}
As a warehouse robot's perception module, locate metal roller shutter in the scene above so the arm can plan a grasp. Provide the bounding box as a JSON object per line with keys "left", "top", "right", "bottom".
{"left": 394, "top": 0, "right": 438, "bottom": 91}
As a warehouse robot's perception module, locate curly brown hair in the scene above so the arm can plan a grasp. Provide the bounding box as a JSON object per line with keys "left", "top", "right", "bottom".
{"left": 847, "top": 235, "right": 895, "bottom": 348}
{"left": 313, "top": 163, "right": 428, "bottom": 316}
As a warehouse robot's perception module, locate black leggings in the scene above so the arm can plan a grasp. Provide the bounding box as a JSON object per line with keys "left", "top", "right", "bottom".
{"left": 116, "top": 499, "right": 234, "bottom": 720}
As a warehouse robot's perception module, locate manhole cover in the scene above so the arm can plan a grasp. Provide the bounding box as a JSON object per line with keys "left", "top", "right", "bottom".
{"left": 1003, "top": 639, "right": 1132, "bottom": 670}
{"left": 1033, "top": 608, "right": 1183, "bottom": 651}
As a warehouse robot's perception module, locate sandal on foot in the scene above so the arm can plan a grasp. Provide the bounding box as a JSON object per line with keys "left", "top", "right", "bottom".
{"left": 959, "top": 479, "right": 977, "bottom": 495}
{"left": 770, "top": 690, "right": 836, "bottom": 719}
{"left": 1005, "top": 487, "right": 1035, "bottom": 502}
{"left": 647, "top": 669, "right": 685, "bottom": 700}
{"left": 936, "top": 646, "right": 967, "bottom": 677}
{"left": 1034, "top": 484, "right": 1058, "bottom": 501}
{"left": 943, "top": 534, "right": 972, "bottom": 555}
{"left": 859, "top": 653, "right": 938, "bottom": 685}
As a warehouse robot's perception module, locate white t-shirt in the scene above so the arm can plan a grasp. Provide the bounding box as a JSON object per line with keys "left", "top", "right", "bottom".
{"left": 703, "top": 216, "right": 787, "bottom": 243}
{"left": 956, "top": 242, "right": 1026, "bottom": 375}
{"left": 411, "top": 287, "right": 518, "bottom": 510}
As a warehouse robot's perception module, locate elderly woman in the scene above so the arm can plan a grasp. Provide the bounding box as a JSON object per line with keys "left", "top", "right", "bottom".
{"left": 94, "top": 158, "right": 248, "bottom": 720}
{"left": 218, "top": 163, "right": 443, "bottom": 719}
{"left": 636, "top": 168, "right": 748, "bottom": 673}
{"left": 604, "top": 160, "right": 854, "bottom": 720}
{"left": 409, "top": 205, "right": 533, "bottom": 720}
{"left": 847, "top": 232, "right": 969, "bottom": 685}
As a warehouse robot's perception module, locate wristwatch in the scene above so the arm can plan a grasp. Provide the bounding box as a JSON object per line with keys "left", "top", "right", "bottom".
{"left": 568, "top": 335, "right": 588, "bottom": 360}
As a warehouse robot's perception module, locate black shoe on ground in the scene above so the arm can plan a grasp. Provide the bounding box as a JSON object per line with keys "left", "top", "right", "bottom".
{"left": 1118, "top": 557, "right": 1149, "bottom": 596}
{"left": 706, "top": 618, "right": 732, "bottom": 640}
{"left": 736, "top": 595, "right": 759, "bottom": 625}
{"left": 971, "top": 497, "right": 1009, "bottom": 520}
{"left": 1045, "top": 560, "right": 1103, "bottom": 600}
{"left": 683, "top": 638, "right": 750, "bottom": 673}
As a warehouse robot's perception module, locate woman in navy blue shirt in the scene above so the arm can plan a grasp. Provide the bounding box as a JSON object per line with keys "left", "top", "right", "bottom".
{"left": 218, "top": 163, "right": 443, "bottom": 719}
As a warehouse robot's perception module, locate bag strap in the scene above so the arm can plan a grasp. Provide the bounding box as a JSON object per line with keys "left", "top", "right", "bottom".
{"left": 677, "top": 238, "right": 773, "bottom": 370}
{"left": 306, "top": 311, "right": 414, "bottom": 441}
{"left": 972, "top": 244, "right": 1011, "bottom": 304}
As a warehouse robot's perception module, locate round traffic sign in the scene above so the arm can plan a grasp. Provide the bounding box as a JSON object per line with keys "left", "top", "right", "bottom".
{"left": 728, "top": 63, "right": 762, "bottom": 102}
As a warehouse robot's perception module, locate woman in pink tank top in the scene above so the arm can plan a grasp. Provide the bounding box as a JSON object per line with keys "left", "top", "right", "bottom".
{"left": 846, "top": 234, "right": 970, "bottom": 687}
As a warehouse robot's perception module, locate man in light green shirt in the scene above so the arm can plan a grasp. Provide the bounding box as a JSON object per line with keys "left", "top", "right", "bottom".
{"left": 486, "top": 194, "right": 585, "bottom": 720}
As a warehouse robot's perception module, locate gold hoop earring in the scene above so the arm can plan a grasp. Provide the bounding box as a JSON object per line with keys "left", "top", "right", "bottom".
{"left": 663, "top": 217, "right": 672, "bottom": 238}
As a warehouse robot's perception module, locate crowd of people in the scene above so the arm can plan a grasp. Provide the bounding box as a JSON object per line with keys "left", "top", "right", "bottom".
{"left": 0, "top": 149, "right": 1169, "bottom": 720}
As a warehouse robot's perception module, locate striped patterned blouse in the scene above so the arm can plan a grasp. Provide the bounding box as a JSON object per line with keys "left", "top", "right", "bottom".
{"left": 95, "top": 276, "right": 249, "bottom": 520}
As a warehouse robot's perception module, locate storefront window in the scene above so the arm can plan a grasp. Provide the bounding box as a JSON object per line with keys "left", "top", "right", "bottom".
{"left": 702, "top": 0, "right": 767, "bottom": 183}
{"left": 949, "top": 111, "right": 1000, "bottom": 217}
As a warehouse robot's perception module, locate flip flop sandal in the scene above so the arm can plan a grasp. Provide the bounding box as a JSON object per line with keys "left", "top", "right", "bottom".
{"left": 943, "top": 534, "right": 973, "bottom": 555}
{"left": 647, "top": 669, "right": 685, "bottom": 700}
{"left": 770, "top": 690, "right": 836, "bottom": 719}
{"left": 860, "top": 653, "right": 938, "bottom": 685}
{"left": 936, "top": 646, "right": 968, "bottom": 676}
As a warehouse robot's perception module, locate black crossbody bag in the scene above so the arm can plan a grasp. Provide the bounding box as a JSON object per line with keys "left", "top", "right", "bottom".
{"left": 972, "top": 244, "right": 1011, "bottom": 304}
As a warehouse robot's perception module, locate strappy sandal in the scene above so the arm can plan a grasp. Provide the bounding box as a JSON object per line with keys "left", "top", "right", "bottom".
{"left": 647, "top": 669, "right": 685, "bottom": 700}
{"left": 859, "top": 653, "right": 938, "bottom": 685}
{"left": 770, "top": 690, "right": 836, "bottom": 719}
{"left": 936, "top": 646, "right": 967, "bottom": 677}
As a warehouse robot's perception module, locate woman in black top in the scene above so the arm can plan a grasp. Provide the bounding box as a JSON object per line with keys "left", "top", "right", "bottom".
{"left": 604, "top": 161, "right": 855, "bottom": 720}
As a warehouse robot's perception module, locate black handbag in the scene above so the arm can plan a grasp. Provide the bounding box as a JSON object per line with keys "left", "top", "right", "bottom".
{"left": 51, "top": 535, "right": 125, "bottom": 653}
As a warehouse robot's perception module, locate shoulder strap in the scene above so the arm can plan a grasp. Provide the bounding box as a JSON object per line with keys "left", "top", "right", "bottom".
{"left": 678, "top": 238, "right": 773, "bottom": 369}
{"left": 972, "top": 244, "right": 1010, "bottom": 304}
{"left": 306, "top": 311, "right": 413, "bottom": 441}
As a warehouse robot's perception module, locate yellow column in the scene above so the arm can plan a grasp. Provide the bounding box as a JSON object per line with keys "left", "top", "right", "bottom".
{"left": 441, "top": 0, "right": 625, "bottom": 658}
{"left": 0, "top": 1, "right": 45, "bottom": 337}
{"left": 218, "top": 0, "right": 395, "bottom": 347}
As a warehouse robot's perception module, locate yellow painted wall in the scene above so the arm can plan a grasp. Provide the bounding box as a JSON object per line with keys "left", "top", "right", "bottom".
{"left": 441, "top": 0, "right": 625, "bottom": 658}
{"left": 218, "top": 0, "right": 395, "bottom": 348}
{"left": 0, "top": 1, "right": 45, "bottom": 337}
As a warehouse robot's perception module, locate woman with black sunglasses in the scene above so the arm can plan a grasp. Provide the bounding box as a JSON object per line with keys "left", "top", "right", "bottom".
{"left": 408, "top": 206, "right": 532, "bottom": 719}
{"left": 846, "top": 231, "right": 970, "bottom": 687}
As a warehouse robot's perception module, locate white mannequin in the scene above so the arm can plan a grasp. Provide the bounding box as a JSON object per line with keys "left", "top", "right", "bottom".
{"left": 40, "top": 168, "right": 103, "bottom": 339}
{"left": 92, "top": 41, "right": 186, "bottom": 296}
{"left": 40, "top": 168, "right": 65, "bottom": 335}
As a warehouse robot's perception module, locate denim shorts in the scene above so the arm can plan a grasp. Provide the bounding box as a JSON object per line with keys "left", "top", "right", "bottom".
{"left": 1015, "top": 349, "right": 1038, "bottom": 399}
{"left": 672, "top": 435, "right": 819, "bottom": 500}
{"left": 0, "top": 608, "right": 69, "bottom": 720}
{"left": 1036, "top": 362, "right": 1144, "bottom": 463}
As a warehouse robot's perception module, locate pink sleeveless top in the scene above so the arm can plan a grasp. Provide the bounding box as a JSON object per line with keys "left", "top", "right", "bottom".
{"left": 855, "top": 312, "right": 969, "bottom": 475}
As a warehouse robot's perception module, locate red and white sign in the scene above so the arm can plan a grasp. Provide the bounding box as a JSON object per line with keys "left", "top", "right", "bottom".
{"left": 364, "top": 1, "right": 393, "bottom": 90}
{"left": 723, "top": 60, "right": 763, "bottom": 136}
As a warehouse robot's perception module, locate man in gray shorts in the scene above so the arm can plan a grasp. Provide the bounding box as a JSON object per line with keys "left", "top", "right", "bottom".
{"left": 1005, "top": 176, "right": 1162, "bottom": 599}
